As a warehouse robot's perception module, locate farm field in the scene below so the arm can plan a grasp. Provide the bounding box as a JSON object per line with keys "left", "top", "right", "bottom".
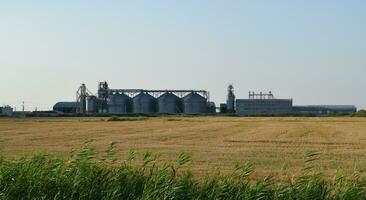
{"left": 1, "top": 116, "right": 366, "bottom": 178}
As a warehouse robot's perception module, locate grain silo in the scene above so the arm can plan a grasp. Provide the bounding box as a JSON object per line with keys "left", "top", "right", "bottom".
{"left": 108, "top": 93, "right": 132, "bottom": 114}
{"left": 182, "top": 92, "right": 207, "bottom": 114}
{"left": 68, "top": 82, "right": 210, "bottom": 115}
{"left": 157, "top": 92, "right": 182, "bottom": 114}
{"left": 132, "top": 92, "right": 157, "bottom": 114}
{"left": 87, "top": 96, "right": 99, "bottom": 113}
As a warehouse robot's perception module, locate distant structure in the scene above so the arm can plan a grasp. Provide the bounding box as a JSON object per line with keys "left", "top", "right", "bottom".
{"left": 53, "top": 102, "right": 80, "bottom": 113}
{"left": 52, "top": 82, "right": 358, "bottom": 116}
{"left": 76, "top": 83, "right": 94, "bottom": 114}
{"left": 0, "top": 105, "right": 14, "bottom": 116}
{"left": 248, "top": 91, "right": 274, "bottom": 99}
{"left": 207, "top": 102, "right": 216, "bottom": 113}
{"left": 219, "top": 103, "right": 227, "bottom": 113}
{"left": 236, "top": 92, "right": 293, "bottom": 116}
{"left": 53, "top": 83, "right": 94, "bottom": 114}
{"left": 226, "top": 84, "right": 235, "bottom": 113}
{"left": 97, "top": 81, "right": 109, "bottom": 113}
{"left": 292, "top": 105, "right": 357, "bottom": 115}
{"left": 53, "top": 82, "right": 211, "bottom": 115}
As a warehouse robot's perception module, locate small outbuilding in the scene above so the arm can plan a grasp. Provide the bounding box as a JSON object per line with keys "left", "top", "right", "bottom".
{"left": 0, "top": 105, "right": 13, "bottom": 116}
{"left": 53, "top": 102, "right": 80, "bottom": 113}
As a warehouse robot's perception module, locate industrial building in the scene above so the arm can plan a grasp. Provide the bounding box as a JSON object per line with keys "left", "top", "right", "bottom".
{"left": 53, "top": 82, "right": 211, "bottom": 115}
{"left": 292, "top": 105, "right": 357, "bottom": 115}
{"left": 0, "top": 105, "right": 14, "bottom": 116}
{"left": 235, "top": 91, "right": 293, "bottom": 116}
{"left": 221, "top": 85, "right": 357, "bottom": 116}
{"left": 52, "top": 82, "right": 358, "bottom": 116}
{"left": 53, "top": 102, "right": 80, "bottom": 113}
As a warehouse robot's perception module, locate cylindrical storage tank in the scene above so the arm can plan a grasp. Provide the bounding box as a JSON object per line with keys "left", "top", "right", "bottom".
{"left": 183, "top": 93, "right": 207, "bottom": 114}
{"left": 108, "top": 93, "right": 132, "bottom": 114}
{"left": 207, "top": 101, "right": 216, "bottom": 113}
{"left": 133, "top": 92, "right": 157, "bottom": 114}
{"left": 157, "top": 93, "right": 182, "bottom": 114}
{"left": 87, "top": 96, "right": 98, "bottom": 113}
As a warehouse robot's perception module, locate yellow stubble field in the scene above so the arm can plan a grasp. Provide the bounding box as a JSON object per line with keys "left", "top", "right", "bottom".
{"left": 1, "top": 116, "right": 366, "bottom": 178}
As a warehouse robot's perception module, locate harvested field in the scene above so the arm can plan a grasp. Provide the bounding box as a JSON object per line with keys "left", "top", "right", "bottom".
{"left": 1, "top": 116, "right": 366, "bottom": 177}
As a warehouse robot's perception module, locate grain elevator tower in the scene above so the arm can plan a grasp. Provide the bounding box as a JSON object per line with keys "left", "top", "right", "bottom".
{"left": 227, "top": 84, "right": 235, "bottom": 113}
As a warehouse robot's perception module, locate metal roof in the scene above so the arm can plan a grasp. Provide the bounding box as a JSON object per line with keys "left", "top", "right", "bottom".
{"left": 53, "top": 102, "right": 80, "bottom": 108}
{"left": 293, "top": 105, "right": 356, "bottom": 110}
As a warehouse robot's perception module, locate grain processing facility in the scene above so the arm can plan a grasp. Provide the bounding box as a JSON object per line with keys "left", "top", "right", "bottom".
{"left": 53, "top": 82, "right": 357, "bottom": 116}
{"left": 235, "top": 91, "right": 292, "bottom": 115}
{"left": 53, "top": 82, "right": 214, "bottom": 115}
{"left": 220, "top": 85, "right": 356, "bottom": 116}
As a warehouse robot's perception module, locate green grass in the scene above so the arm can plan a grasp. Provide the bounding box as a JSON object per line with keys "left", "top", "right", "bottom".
{"left": 353, "top": 110, "right": 366, "bottom": 117}
{"left": 1, "top": 142, "right": 365, "bottom": 199}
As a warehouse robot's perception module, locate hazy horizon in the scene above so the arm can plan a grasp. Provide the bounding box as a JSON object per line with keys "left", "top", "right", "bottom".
{"left": 1, "top": 1, "right": 365, "bottom": 111}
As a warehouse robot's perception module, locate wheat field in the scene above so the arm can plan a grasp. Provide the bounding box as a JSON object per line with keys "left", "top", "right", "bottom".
{"left": 1, "top": 116, "right": 366, "bottom": 177}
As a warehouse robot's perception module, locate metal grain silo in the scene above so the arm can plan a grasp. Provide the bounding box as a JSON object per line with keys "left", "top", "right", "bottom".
{"left": 108, "top": 93, "right": 132, "bottom": 114}
{"left": 132, "top": 92, "right": 157, "bottom": 114}
{"left": 183, "top": 93, "right": 207, "bottom": 114}
{"left": 157, "top": 92, "right": 182, "bottom": 114}
{"left": 87, "top": 96, "right": 98, "bottom": 113}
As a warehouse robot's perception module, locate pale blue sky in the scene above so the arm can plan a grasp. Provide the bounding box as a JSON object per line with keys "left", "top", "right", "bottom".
{"left": 1, "top": 1, "right": 365, "bottom": 110}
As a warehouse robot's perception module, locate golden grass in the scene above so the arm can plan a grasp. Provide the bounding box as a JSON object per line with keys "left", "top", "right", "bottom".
{"left": 1, "top": 116, "right": 366, "bottom": 178}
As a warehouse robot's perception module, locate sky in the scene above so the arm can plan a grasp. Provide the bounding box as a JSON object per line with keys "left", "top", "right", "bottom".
{"left": 1, "top": 1, "right": 365, "bottom": 111}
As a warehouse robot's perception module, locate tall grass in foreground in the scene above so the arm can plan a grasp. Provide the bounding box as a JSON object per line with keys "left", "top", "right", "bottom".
{"left": 1, "top": 142, "right": 365, "bottom": 200}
